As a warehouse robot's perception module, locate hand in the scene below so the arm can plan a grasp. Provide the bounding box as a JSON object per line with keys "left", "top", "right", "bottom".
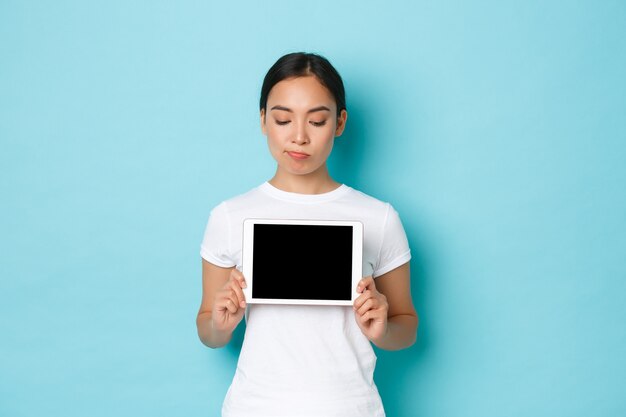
{"left": 212, "top": 268, "right": 247, "bottom": 334}
{"left": 353, "top": 276, "right": 389, "bottom": 342}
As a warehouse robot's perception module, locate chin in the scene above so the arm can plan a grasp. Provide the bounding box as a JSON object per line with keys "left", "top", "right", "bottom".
{"left": 286, "top": 169, "right": 316, "bottom": 176}
{"left": 280, "top": 164, "right": 318, "bottom": 176}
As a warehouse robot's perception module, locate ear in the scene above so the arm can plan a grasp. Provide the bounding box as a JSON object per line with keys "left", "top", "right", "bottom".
{"left": 260, "top": 109, "right": 267, "bottom": 135}
{"left": 334, "top": 109, "right": 348, "bottom": 137}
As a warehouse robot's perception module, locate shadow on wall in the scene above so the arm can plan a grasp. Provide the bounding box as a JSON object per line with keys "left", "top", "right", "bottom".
{"left": 374, "top": 240, "right": 432, "bottom": 417}
{"left": 226, "top": 320, "right": 246, "bottom": 355}
{"left": 330, "top": 88, "right": 433, "bottom": 417}
{"left": 328, "top": 98, "right": 369, "bottom": 189}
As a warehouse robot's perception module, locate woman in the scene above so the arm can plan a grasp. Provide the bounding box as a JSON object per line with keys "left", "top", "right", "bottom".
{"left": 197, "top": 52, "right": 418, "bottom": 417}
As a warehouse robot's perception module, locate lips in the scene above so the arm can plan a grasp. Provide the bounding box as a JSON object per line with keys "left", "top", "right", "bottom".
{"left": 286, "top": 151, "right": 310, "bottom": 160}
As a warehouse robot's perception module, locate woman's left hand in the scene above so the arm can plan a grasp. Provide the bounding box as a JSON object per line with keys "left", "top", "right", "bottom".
{"left": 353, "top": 276, "right": 389, "bottom": 342}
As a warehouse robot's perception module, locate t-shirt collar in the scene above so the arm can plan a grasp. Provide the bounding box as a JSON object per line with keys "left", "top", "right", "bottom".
{"left": 259, "top": 181, "right": 351, "bottom": 204}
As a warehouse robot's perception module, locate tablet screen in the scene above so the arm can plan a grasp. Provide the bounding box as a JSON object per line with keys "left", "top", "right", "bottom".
{"left": 252, "top": 224, "right": 353, "bottom": 301}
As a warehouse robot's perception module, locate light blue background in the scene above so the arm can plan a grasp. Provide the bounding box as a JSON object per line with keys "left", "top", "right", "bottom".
{"left": 1, "top": 1, "right": 625, "bottom": 416}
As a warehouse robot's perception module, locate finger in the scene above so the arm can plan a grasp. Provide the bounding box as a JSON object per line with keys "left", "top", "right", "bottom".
{"left": 357, "top": 298, "right": 376, "bottom": 316}
{"left": 356, "top": 276, "right": 375, "bottom": 293}
{"left": 357, "top": 310, "right": 374, "bottom": 325}
{"left": 224, "top": 296, "right": 239, "bottom": 314}
{"left": 230, "top": 269, "right": 247, "bottom": 289}
{"left": 361, "top": 309, "right": 385, "bottom": 324}
{"left": 216, "top": 288, "right": 241, "bottom": 314}
{"left": 229, "top": 279, "right": 247, "bottom": 308}
{"left": 353, "top": 294, "right": 365, "bottom": 310}
{"left": 226, "top": 287, "right": 245, "bottom": 312}
{"left": 353, "top": 290, "right": 373, "bottom": 310}
{"left": 214, "top": 296, "right": 233, "bottom": 315}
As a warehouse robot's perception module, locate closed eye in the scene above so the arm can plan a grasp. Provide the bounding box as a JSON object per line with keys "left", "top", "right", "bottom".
{"left": 310, "top": 120, "right": 327, "bottom": 127}
{"left": 275, "top": 120, "right": 290, "bottom": 126}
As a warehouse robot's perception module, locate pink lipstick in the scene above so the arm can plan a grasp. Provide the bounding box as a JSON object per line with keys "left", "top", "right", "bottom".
{"left": 287, "top": 151, "right": 310, "bottom": 160}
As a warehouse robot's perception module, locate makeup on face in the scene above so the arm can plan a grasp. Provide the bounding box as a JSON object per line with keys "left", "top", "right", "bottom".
{"left": 270, "top": 105, "right": 331, "bottom": 127}
{"left": 261, "top": 76, "right": 345, "bottom": 184}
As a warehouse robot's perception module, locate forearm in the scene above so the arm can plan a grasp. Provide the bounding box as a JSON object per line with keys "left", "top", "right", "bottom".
{"left": 371, "top": 314, "right": 418, "bottom": 351}
{"left": 196, "top": 312, "right": 233, "bottom": 349}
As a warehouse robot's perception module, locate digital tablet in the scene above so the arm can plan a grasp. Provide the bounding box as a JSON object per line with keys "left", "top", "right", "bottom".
{"left": 242, "top": 218, "right": 363, "bottom": 306}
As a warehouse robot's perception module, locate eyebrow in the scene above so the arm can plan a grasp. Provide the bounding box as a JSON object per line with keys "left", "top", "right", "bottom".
{"left": 270, "top": 105, "right": 331, "bottom": 113}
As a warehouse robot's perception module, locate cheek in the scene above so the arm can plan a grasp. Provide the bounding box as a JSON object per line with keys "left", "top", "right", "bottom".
{"left": 266, "top": 129, "right": 286, "bottom": 154}
{"left": 266, "top": 124, "right": 288, "bottom": 140}
{"left": 318, "top": 128, "right": 337, "bottom": 146}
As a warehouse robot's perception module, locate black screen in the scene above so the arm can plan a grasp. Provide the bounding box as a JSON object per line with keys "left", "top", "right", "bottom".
{"left": 252, "top": 224, "right": 353, "bottom": 300}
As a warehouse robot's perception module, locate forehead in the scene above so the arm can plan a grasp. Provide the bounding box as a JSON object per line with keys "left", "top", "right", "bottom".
{"left": 267, "top": 76, "right": 336, "bottom": 110}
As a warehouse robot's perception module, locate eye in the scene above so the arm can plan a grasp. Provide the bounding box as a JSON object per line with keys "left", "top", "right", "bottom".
{"left": 310, "top": 120, "right": 327, "bottom": 127}
{"left": 275, "top": 120, "right": 290, "bottom": 126}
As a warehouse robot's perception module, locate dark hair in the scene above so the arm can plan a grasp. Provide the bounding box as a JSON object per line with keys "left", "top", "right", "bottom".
{"left": 260, "top": 52, "right": 346, "bottom": 116}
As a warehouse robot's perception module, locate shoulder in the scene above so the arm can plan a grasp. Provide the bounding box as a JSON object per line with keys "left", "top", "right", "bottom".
{"left": 342, "top": 186, "right": 393, "bottom": 215}
{"left": 342, "top": 187, "right": 408, "bottom": 236}
{"left": 212, "top": 184, "right": 267, "bottom": 214}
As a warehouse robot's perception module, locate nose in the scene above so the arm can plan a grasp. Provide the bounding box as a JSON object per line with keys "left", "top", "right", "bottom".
{"left": 292, "top": 122, "right": 309, "bottom": 145}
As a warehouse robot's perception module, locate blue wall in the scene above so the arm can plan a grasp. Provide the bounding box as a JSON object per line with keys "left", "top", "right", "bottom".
{"left": 2, "top": 1, "right": 625, "bottom": 416}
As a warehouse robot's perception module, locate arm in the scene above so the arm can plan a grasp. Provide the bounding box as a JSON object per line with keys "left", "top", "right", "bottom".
{"left": 196, "top": 259, "right": 247, "bottom": 349}
{"left": 353, "top": 262, "right": 418, "bottom": 350}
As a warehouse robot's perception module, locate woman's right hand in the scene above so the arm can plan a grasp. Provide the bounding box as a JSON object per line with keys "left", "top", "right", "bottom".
{"left": 211, "top": 268, "right": 247, "bottom": 334}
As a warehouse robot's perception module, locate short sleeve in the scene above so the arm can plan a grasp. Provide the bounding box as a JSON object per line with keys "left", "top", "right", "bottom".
{"left": 373, "top": 204, "right": 411, "bottom": 278}
{"left": 199, "top": 202, "right": 236, "bottom": 267}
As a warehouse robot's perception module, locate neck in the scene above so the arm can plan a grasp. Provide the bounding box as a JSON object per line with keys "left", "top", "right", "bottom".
{"left": 269, "top": 165, "right": 340, "bottom": 195}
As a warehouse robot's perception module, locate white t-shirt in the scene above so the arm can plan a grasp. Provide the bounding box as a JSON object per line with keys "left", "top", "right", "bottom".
{"left": 200, "top": 182, "right": 411, "bottom": 417}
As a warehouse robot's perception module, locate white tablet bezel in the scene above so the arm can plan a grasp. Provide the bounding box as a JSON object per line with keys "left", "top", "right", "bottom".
{"left": 242, "top": 218, "right": 363, "bottom": 306}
